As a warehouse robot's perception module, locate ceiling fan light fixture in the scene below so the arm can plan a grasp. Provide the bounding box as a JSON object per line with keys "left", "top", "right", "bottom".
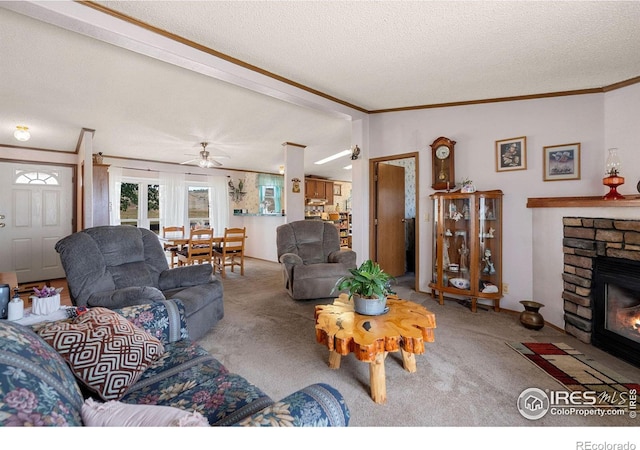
{"left": 14, "top": 125, "right": 30, "bottom": 141}
{"left": 178, "top": 142, "right": 226, "bottom": 168}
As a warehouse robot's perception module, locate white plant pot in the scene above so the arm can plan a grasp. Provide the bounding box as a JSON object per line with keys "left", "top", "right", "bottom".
{"left": 32, "top": 294, "right": 60, "bottom": 315}
{"left": 353, "top": 294, "right": 387, "bottom": 316}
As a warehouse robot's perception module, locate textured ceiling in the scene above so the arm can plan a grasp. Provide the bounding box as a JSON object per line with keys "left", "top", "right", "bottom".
{"left": 96, "top": 0, "right": 640, "bottom": 110}
{"left": 1, "top": 1, "right": 639, "bottom": 180}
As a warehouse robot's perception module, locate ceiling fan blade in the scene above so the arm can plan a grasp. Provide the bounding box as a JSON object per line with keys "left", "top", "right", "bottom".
{"left": 180, "top": 158, "right": 199, "bottom": 165}
{"left": 208, "top": 159, "right": 223, "bottom": 167}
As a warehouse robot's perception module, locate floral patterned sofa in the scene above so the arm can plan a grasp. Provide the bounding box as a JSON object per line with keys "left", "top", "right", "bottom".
{"left": 0, "top": 299, "right": 350, "bottom": 427}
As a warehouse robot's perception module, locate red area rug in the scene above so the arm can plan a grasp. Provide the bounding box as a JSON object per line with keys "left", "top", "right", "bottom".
{"left": 508, "top": 342, "right": 640, "bottom": 406}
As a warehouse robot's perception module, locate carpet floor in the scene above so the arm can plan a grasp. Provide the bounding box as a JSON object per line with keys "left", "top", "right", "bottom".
{"left": 198, "top": 258, "right": 640, "bottom": 428}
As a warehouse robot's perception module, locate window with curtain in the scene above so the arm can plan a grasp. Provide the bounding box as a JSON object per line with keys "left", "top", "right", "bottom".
{"left": 207, "top": 175, "right": 229, "bottom": 235}
{"left": 159, "top": 172, "right": 186, "bottom": 231}
{"left": 257, "top": 173, "right": 284, "bottom": 215}
{"left": 119, "top": 182, "right": 159, "bottom": 230}
{"left": 188, "top": 185, "right": 210, "bottom": 229}
{"left": 106, "top": 169, "right": 229, "bottom": 233}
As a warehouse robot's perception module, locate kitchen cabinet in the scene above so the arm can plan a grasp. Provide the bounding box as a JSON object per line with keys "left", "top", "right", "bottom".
{"left": 305, "top": 178, "right": 334, "bottom": 205}
{"left": 429, "top": 190, "right": 503, "bottom": 312}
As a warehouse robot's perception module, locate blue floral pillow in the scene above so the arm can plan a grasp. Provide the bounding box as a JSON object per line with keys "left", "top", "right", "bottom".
{"left": 0, "top": 321, "right": 84, "bottom": 426}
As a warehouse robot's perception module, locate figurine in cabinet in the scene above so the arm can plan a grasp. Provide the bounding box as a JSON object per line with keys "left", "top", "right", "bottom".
{"left": 483, "top": 249, "right": 496, "bottom": 274}
{"left": 458, "top": 242, "right": 469, "bottom": 272}
{"left": 443, "top": 239, "right": 451, "bottom": 268}
{"left": 463, "top": 203, "right": 470, "bottom": 220}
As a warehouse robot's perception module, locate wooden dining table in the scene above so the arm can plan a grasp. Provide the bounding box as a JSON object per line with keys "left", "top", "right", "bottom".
{"left": 158, "top": 234, "right": 223, "bottom": 249}
{"left": 159, "top": 233, "right": 223, "bottom": 270}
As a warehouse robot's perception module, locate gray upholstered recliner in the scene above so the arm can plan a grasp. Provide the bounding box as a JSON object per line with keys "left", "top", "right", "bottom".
{"left": 55, "top": 225, "right": 223, "bottom": 341}
{"left": 276, "top": 220, "right": 357, "bottom": 300}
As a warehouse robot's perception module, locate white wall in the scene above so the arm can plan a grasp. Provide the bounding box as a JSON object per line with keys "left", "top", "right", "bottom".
{"left": 229, "top": 213, "right": 285, "bottom": 262}
{"left": 604, "top": 83, "right": 640, "bottom": 166}
{"left": 365, "top": 86, "right": 640, "bottom": 314}
{"left": 527, "top": 83, "right": 640, "bottom": 327}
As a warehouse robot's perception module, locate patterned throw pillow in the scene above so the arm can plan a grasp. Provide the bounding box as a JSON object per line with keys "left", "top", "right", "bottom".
{"left": 37, "top": 308, "right": 164, "bottom": 401}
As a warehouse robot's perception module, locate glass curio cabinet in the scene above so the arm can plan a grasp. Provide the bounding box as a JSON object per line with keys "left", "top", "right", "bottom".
{"left": 429, "top": 190, "right": 503, "bottom": 312}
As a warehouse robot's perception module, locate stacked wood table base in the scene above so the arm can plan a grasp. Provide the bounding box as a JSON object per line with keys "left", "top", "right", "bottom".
{"left": 315, "top": 294, "right": 436, "bottom": 404}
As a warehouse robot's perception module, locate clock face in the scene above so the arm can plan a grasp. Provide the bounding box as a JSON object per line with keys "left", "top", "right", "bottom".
{"left": 435, "top": 145, "right": 450, "bottom": 159}
{"left": 431, "top": 136, "right": 455, "bottom": 190}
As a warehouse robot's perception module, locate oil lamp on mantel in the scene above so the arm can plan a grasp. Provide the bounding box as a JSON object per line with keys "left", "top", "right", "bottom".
{"left": 603, "top": 148, "right": 625, "bottom": 200}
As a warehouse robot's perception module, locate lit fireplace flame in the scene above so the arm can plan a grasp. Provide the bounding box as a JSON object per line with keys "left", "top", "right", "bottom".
{"left": 614, "top": 306, "right": 640, "bottom": 336}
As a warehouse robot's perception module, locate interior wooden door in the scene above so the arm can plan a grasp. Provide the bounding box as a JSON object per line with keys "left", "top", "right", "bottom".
{"left": 374, "top": 162, "right": 406, "bottom": 277}
{"left": 0, "top": 162, "right": 74, "bottom": 283}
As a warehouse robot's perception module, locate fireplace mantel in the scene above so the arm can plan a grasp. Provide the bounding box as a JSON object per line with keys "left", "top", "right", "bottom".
{"left": 527, "top": 195, "right": 640, "bottom": 208}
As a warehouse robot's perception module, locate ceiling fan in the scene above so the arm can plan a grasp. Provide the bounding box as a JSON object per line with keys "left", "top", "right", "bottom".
{"left": 180, "top": 142, "right": 229, "bottom": 168}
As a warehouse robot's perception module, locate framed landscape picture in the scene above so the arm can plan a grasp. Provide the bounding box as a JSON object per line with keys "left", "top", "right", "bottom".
{"left": 496, "top": 136, "right": 527, "bottom": 172}
{"left": 543, "top": 143, "right": 581, "bottom": 181}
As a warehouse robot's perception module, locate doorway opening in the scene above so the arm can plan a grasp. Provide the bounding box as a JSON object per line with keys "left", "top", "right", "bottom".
{"left": 369, "top": 152, "right": 419, "bottom": 293}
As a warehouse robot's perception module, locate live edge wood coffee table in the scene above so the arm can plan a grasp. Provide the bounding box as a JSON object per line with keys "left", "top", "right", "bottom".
{"left": 315, "top": 294, "right": 436, "bottom": 404}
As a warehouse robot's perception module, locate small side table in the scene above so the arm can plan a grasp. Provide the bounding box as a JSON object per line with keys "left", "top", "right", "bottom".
{"left": 315, "top": 294, "right": 436, "bottom": 404}
{"left": 13, "top": 307, "right": 70, "bottom": 326}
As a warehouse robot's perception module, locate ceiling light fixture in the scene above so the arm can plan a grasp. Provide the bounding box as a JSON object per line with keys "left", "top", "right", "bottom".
{"left": 314, "top": 149, "right": 351, "bottom": 165}
{"left": 14, "top": 125, "right": 30, "bottom": 142}
{"left": 343, "top": 165, "right": 352, "bottom": 170}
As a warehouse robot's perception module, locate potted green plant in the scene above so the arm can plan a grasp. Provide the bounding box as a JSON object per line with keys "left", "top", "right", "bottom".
{"left": 334, "top": 259, "right": 395, "bottom": 315}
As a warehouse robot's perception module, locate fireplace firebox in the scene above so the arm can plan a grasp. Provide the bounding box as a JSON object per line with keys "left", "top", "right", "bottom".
{"left": 593, "top": 257, "right": 640, "bottom": 368}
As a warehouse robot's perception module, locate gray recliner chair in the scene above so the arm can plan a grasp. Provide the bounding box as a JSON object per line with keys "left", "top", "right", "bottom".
{"left": 276, "top": 220, "right": 357, "bottom": 300}
{"left": 55, "top": 225, "right": 223, "bottom": 341}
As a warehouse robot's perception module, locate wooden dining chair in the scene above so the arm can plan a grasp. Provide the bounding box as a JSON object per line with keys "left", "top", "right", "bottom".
{"left": 177, "top": 228, "right": 214, "bottom": 266}
{"left": 213, "top": 227, "right": 247, "bottom": 278}
{"left": 162, "top": 226, "right": 185, "bottom": 268}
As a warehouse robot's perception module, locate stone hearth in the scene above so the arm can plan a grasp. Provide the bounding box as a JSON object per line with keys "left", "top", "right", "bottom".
{"left": 562, "top": 217, "right": 640, "bottom": 343}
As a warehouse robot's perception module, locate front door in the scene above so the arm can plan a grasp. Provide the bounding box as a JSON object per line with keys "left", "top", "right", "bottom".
{"left": 374, "top": 162, "right": 406, "bottom": 277}
{"left": 0, "top": 162, "right": 74, "bottom": 283}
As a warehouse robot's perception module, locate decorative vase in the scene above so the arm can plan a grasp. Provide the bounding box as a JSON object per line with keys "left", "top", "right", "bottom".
{"left": 354, "top": 294, "right": 387, "bottom": 316}
{"left": 519, "top": 300, "right": 545, "bottom": 330}
{"left": 32, "top": 294, "right": 61, "bottom": 315}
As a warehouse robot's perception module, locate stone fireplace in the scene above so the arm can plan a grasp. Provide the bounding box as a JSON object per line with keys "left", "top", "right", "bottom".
{"left": 562, "top": 216, "right": 640, "bottom": 365}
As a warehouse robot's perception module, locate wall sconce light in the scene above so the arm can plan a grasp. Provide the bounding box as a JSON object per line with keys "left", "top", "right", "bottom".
{"left": 351, "top": 145, "right": 361, "bottom": 160}
{"left": 278, "top": 165, "right": 285, "bottom": 174}
{"left": 14, "top": 125, "right": 30, "bottom": 142}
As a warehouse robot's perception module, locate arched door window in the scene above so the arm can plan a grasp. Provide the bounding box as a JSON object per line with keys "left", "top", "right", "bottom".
{"left": 15, "top": 170, "right": 60, "bottom": 185}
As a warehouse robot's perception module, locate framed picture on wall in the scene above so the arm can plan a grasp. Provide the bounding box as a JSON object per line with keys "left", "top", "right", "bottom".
{"left": 495, "top": 136, "right": 527, "bottom": 172}
{"left": 543, "top": 143, "right": 581, "bottom": 181}
{"left": 333, "top": 183, "right": 341, "bottom": 196}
